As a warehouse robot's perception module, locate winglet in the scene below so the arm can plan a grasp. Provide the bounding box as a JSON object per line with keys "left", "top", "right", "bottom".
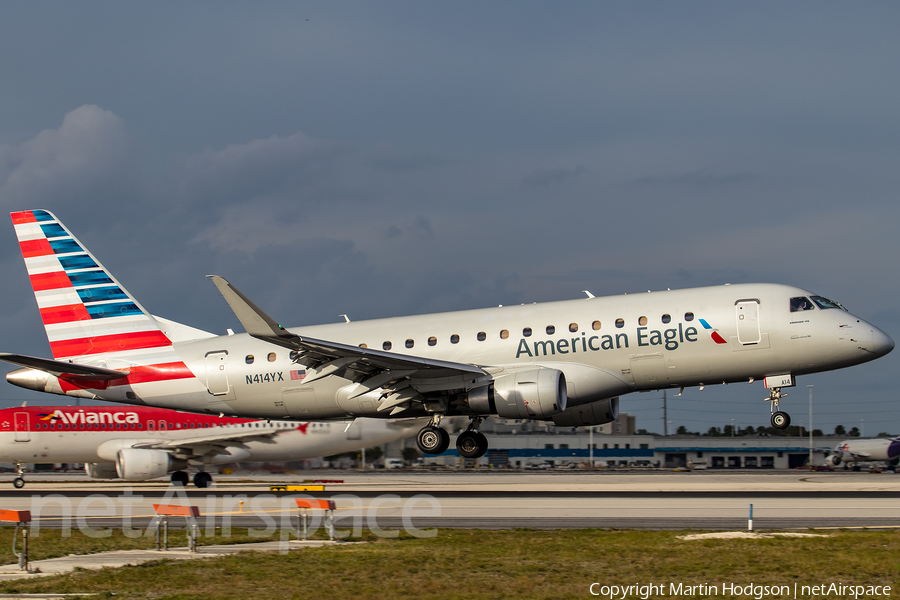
{"left": 206, "top": 276, "right": 300, "bottom": 344}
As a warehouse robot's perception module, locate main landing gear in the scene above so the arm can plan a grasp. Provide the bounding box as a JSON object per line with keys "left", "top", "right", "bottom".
{"left": 456, "top": 417, "right": 488, "bottom": 459}
{"left": 416, "top": 415, "right": 450, "bottom": 455}
{"left": 415, "top": 416, "right": 489, "bottom": 459}
{"left": 171, "top": 470, "right": 214, "bottom": 488}
{"left": 766, "top": 387, "right": 791, "bottom": 430}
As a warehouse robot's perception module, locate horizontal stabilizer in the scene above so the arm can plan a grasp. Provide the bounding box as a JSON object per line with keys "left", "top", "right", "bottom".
{"left": 0, "top": 352, "right": 127, "bottom": 380}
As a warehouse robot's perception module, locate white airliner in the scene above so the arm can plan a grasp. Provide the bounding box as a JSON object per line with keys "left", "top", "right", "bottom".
{"left": 825, "top": 437, "right": 900, "bottom": 470}
{"left": 1, "top": 210, "right": 894, "bottom": 460}
{"left": 0, "top": 404, "right": 425, "bottom": 488}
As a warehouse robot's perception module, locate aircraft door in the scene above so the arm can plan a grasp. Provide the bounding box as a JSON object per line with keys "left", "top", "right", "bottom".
{"left": 629, "top": 353, "right": 669, "bottom": 388}
{"left": 205, "top": 352, "right": 230, "bottom": 396}
{"left": 14, "top": 412, "right": 30, "bottom": 442}
{"left": 735, "top": 300, "right": 761, "bottom": 345}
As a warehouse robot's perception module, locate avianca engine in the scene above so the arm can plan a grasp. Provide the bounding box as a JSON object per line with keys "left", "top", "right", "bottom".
{"left": 0, "top": 405, "right": 427, "bottom": 488}
{"left": 825, "top": 436, "right": 900, "bottom": 470}
{"left": 1, "top": 210, "right": 894, "bottom": 461}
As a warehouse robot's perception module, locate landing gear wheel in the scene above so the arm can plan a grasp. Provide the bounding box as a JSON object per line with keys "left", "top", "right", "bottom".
{"left": 417, "top": 426, "right": 450, "bottom": 455}
{"left": 12, "top": 477, "right": 24, "bottom": 489}
{"left": 456, "top": 431, "right": 489, "bottom": 459}
{"left": 771, "top": 411, "right": 791, "bottom": 430}
{"left": 171, "top": 471, "right": 189, "bottom": 486}
{"left": 193, "top": 472, "right": 213, "bottom": 488}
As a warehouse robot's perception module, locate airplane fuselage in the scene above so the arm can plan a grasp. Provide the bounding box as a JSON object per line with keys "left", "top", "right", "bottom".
{"left": 0, "top": 405, "right": 424, "bottom": 465}
{"left": 15, "top": 283, "right": 891, "bottom": 421}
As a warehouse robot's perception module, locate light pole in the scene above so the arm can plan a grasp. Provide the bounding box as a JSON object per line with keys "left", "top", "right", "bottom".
{"left": 589, "top": 426, "right": 594, "bottom": 469}
{"left": 663, "top": 390, "right": 667, "bottom": 436}
{"left": 808, "top": 385, "right": 813, "bottom": 468}
{"left": 731, "top": 418, "right": 735, "bottom": 438}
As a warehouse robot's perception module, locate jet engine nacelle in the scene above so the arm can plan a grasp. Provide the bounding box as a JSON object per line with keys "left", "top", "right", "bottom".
{"left": 85, "top": 462, "right": 119, "bottom": 479}
{"left": 115, "top": 448, "right": 186, "bottom": 481}
{"left": 469, "top": 367, "right": 567, "bottom": 419}
{"left": 825, "top": 454, "right": 842, "bottom": 467}
{"left": 544, "top": 397, "right": 619, "bottom": 427}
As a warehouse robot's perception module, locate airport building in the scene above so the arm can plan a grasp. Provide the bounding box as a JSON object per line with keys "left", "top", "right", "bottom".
{"left": 401, "top": 415, "right": 837, "bottom": 469}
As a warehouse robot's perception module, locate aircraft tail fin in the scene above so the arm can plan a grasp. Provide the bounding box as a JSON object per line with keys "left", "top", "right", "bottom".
{"left": 10, "top": 209, "right": 172, "bottom": 361}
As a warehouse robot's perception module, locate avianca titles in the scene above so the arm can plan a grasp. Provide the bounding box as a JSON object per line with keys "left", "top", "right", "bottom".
{"left": 0, "top": 404, "right": 426, "bottom": 488}
{"left": 1, "top": 209, "right": 894, "bottom": 461}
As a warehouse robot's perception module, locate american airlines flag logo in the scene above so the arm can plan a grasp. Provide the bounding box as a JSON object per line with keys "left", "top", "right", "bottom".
{"left": 290, "top": 369, "right": 306, "bottom": 380}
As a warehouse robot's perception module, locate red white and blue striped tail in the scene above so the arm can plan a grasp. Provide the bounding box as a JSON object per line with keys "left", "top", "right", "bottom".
{"left": 11, "top": 209, "right": 172, "bottom": 361}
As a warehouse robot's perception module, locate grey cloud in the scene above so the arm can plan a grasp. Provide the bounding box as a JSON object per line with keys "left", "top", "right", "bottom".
{"left": 0, "top": 105, "right": 136, "bottom": 210}
{"left": 369, "top": 151, "right": 447, "bottom": 173}
{"left": 629, "top": 170, "right": 756, "bottom": 191}
{"left": 177, "top": 132, "right": 349, "bottom": 210}
{"left": 412, "top": 215, "right": 433, "bottom": 236}
{"left": 521, "top": 166, "right": 587, "bottom": 188}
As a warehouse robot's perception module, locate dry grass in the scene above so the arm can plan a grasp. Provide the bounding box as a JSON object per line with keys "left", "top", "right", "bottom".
{"left": 1, "top": 529, "right": 899, "bottom": 599}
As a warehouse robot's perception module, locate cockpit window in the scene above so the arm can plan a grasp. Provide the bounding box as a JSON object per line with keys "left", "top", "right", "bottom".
{"left": 810, "top": 295, "right": 844, "bottom": 310}
{"left": 790, "top": 297, "right": 814, "bottom": 312}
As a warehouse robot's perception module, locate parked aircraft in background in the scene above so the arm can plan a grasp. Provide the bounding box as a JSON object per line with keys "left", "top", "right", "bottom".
{"left": 1, "top": 210, "right": 893, "bottom": 461}
{"left": 825, "top": 437, "right": 900, "bottom": 470}
{"left": 0, "top": 405, "right": 425, "bottom": 488}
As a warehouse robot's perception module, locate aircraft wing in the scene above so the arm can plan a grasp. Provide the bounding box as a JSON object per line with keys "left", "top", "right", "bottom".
{"left": 132, "top": 427, "right": 283, "bottom": 458}
{"left": 847, "top": 450, "right": 872, "bottom": 459}
{"left": 208, "top": 276, "right": 489, "bottom": 412}
{"left": 0, "top": 352, "right": 127, "bottom": 380}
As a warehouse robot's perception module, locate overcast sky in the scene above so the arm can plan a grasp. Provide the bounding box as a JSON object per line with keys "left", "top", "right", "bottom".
{"left": 1, "top": 2, "right": 898, "bottom": 435}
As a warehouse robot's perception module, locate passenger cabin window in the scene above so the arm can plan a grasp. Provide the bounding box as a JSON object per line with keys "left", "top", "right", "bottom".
{"left": 477, "top": 332, "right": 486, "bottom": 341}
{"left": 450, "top": 334, "right": 460, "bottom": 344}
{"left": 359, "top": 343, "right": 367, "bottom": 349}
{"left": 383, "top": 341, "right": 392, "bottom": 350}
{"left": 638, "top": 316, "right": 648, "bottom": 326}
{"left": 569, "top": 323, "right": 578, "bottom": 333}
{"left": 245, "top": 355, "right": 254, "bottom": 364}
{"left": 500, "top": 330, "right": 509, "bottom": 339}
{"left": 523, "top": 327, "right": 532, "bottom": 337}
{"left": 592, "top": 321, "right": 601, "bottom": 330}
{"left": 405, "top": 339, "right": 414, "bottom": 348}
{"left": 428, "top": 336, "right": 437, "bottom": 346}
{"left": 661, "top": 314, "right": 671, "bottom": 324}
{"left": 790, "top": 297, "right": 814, "bottom": 312}
{"left": 267, "top": 352, "right": 276, "bottom": 362}
{"left": 684, "top": 312, "right": 694, "bottom": 322}
{"left": 810, "top": 295, "right": 843, "bottom": 310}
{"left": 546, "top": 325, "right": 555, "bottom": 335}
{"left": 615, "top": 318, "right": 624, "bottom": 329}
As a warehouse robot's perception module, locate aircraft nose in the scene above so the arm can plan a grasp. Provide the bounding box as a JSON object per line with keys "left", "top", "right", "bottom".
{"left": 872, "top": 327, "right": 895, "bottom": 357}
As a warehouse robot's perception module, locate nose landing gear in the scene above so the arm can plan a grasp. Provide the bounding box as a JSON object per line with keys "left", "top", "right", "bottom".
{"left": 12, "top": 462, "right": 25, "bottom": 489}
{"left": 766, "top": 387, "right": 792, "bottom": 430}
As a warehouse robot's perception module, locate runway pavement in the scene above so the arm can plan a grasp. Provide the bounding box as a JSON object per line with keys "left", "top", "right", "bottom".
{"left": 1, "top": 469, "right": 898, "bottom": 531}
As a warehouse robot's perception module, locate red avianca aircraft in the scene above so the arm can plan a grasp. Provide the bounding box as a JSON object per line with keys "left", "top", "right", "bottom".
{"left": 0, "top": 404, "right": 424, "bottom": 488}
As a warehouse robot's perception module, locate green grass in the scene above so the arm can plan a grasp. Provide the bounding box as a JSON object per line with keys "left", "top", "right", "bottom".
{"left": 0, "top": 525, "right": 297, "bottom": 562}
{"left": 1, "top": 529, "right": 899, "bottom": 599}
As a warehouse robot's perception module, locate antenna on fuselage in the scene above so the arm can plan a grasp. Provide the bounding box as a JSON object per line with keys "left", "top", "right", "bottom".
{"left": 583, "top": 290, "right": 595, "bottom": 298}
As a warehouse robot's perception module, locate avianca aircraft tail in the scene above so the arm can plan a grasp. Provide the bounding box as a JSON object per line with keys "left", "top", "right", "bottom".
{"left": 3, "top": 210, "right": 211, "bottom": 396}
